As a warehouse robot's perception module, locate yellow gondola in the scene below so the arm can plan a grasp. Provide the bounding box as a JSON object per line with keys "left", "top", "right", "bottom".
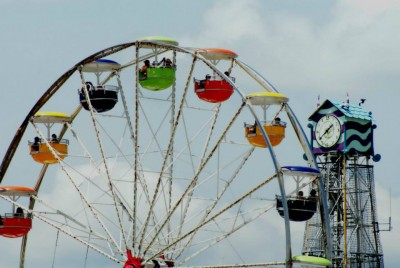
{"left": 245, "top": 122, "right": 286, "bottom": 148}
{"left": 29, "top": 111, "right": 71, "bottom": 164}
{"left": 30, "top": 141, "right": 69, "bottom": 164}
{"left": 244, "top": 92, "right": 288, "bottom": 148}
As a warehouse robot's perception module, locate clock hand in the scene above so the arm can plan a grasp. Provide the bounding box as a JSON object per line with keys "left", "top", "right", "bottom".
{"left": 319, "top": 124, "right": 333, "bottom": 139}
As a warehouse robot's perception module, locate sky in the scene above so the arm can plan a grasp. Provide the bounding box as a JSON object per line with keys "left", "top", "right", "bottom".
{"left": 1, "top": 0, "right": 400, "bottom": 267}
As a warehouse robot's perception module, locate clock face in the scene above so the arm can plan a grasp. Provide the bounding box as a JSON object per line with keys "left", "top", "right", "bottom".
{"left": 315, "top": 115, "right": 341, "bottom": 148}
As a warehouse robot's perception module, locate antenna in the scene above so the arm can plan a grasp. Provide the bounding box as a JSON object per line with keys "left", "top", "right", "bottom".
{"left": 389, "top": 189, "right": 392, "bottom": 231}
{"left": 379, "top": 188, "right": 392, "bottom": 232}
{"left": 341, "top": 92, "right": 350, "bottom": 108}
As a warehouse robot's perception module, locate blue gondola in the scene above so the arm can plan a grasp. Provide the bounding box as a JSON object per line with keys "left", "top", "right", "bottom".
{"left": 80, "top": 59, "right": 121, "bottom": 113}
{"left": 79, "top": 82, "right": 118, "bottom": 113}
{"left": 276, "top": 166, "right": 319, "bottom": 222}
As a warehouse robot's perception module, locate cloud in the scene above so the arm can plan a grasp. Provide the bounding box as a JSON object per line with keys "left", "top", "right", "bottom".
{"left": 179, "top": 1, "right": 400, "bottom": 266}
{"left": 179, "top": 0, "right": 265, "bottom": 48}
{"left": 343, "top": 0, "right": 400, "bottom": 16}
{"left": 184, "top": 0, "right": 400, "bottom": 95}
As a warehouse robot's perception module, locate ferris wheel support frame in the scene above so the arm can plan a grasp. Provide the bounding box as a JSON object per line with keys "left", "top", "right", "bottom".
{"left": 0, "top": 40, "right": 333, "bottom": 268}
{"left": 236, "top": 59, "right": 333, "bottom": 261}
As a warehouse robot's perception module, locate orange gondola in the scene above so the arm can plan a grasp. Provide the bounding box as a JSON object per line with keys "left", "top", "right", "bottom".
{"left": 244, "top": 122, "right": 286, "bottom": 148}
{"left": 244, "top": 92, "right": 289, "bottom": 148}
{"left": 29, "top": 139, "right": 69, "bottom": 164}
{"left": 29, "top": 112, "right": 71, "bottom": 164}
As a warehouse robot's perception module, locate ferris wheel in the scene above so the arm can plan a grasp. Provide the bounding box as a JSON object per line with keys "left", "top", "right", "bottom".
{"left": 0, "top": 36, "right": 332, "bottom": 268}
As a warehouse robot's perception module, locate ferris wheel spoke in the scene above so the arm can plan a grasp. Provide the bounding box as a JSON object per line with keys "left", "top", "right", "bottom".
{"left": 138, "top": 99, "right": 172, "bottom": 163}
{"left": 86, "top": 117, "right": 156, "bottom": 222}
{"left": 0, "top": 193, "right": 124, "bottom": 261}
{"left": 173, "top": 146, "right": 254, "bottom": 235}
{"left": 177, "top": 204, "right": 276, "bottom": 265}
{"left": 67, "top": 122, "right": 138, "bottom": 226}
{"left": 138, "top": 55, "right": 198, "bottom": 254}
{"left": 173, "top": 147, "right": 256, "bottom": 258}
{"left": 160, "top": 109, "right": 221, "bottom": 178}
{"left": 34, "top": 212, "right": 123, "bottom": 263}
{"left": 199, "top": 103, "right": 221, "bottom": 165}
{"left": 18, "top": 107, "right": 82, "bottom": 268}
{"left": 144, "top": 172, "right": 277, "bottom": 263}
{"left": 32, "top": 123, "right": 127, "bottom": 255}
{"left": 80, "top": 72, "right": 132, "bottom": 249}
{"left": 0, "top": 43, "right": 136, "bottom": 182}
{"left": 180, "top": 113, "right": 197, "bottom": 175}
{"left": 143, "top": 103, "right": 245, "bottom": 257}
{"left": 174, "top": 104, "right": 248, "bottom": 221}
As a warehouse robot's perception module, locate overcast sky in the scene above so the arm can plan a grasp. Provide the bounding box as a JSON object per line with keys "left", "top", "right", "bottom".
{"left": 1, "top": 0, "right": 399, "bottom": 267}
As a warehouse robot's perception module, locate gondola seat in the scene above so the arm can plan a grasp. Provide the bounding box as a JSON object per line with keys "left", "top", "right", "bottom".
{"left": 79, "top": 84, "right": 118, "bottom": 113}
{"left": 276, "top": 195, "right": 317, "bottom": 222}
{"left": 0, "top": 213, "right": 32, "bottom": 238}
{"left": 245, "top": 122, "right": 286, "bottom": 148}
{"left": 30, "top": 139, "right": 69, "bottom": 164}
{"left": 194, "top": 78, "right": 234, "bottom": 103}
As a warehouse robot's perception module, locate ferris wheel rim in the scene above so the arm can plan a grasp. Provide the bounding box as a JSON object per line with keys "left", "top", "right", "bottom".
{"left": 0, "top": 39, "right": 331, "bottom": 268}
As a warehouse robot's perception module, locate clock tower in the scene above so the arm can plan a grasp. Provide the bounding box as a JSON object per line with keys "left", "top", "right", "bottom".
{"left": 303, "top": 99, "right": 385, "bottom": 267}
{"left": 309, "top": 99, "right": 375, "bottom": 157}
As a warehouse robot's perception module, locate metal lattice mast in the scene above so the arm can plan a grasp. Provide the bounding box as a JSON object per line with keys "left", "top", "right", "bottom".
{"left": 303, "top": 153, "right": 384, "bottom": 267}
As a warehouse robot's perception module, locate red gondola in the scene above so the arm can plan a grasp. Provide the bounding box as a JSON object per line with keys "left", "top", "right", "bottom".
{"left": 194, "top": 76, "right": 234, "bottom": 103}
{"left": 0, "top": 215, "right": 32, "bottom": 238}
{"left": 194, "top": 48, "right": 238, "bottom": 103}
{"left": 0, "top": 186, "right": 35, "bottom": 238}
